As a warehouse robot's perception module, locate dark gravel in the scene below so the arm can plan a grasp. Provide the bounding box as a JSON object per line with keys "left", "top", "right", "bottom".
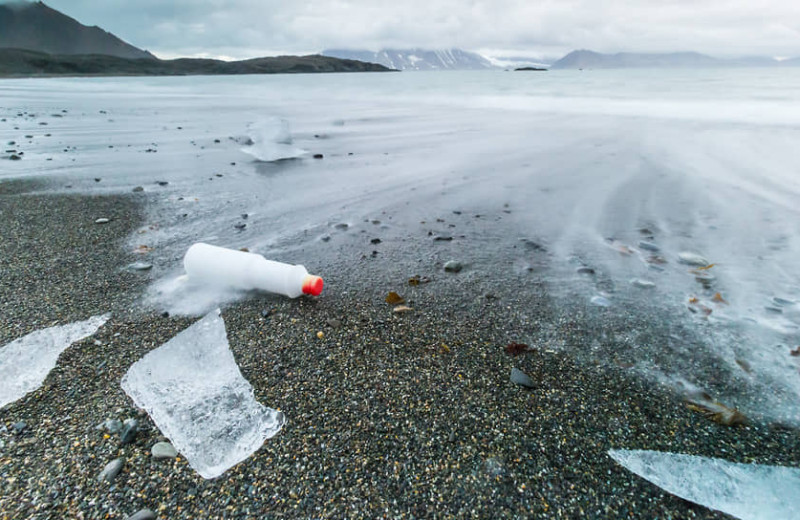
{"left": 1, "top": 179, "right": 799, "bottom": 519}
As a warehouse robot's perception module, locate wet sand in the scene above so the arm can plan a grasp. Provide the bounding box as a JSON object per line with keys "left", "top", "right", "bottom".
{"left": 1, "top": 178, "right": 799, "bottom": 519}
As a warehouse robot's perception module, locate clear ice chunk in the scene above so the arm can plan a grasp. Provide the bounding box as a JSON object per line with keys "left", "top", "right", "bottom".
{"left": 241, "top": 117, "right": 306, "bottom": 162}
{"left": 121, "top": 309, "right": 285, "bottom": 479}
{"left": 609, "top": 449, "right": 800, "bottom": 520}
{"left": 0, "top": 314, "right": 109, "bottom": 409}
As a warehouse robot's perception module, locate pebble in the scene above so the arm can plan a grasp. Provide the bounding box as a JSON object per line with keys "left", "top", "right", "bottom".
{"left": 12, "top": 421, "right": 27, "bottom": 434}
{"left": 772, "top": 297, "right": 794, "bottom": 306}
{"left": 128, "top": 262, "right": 153, "bottom": 271}
{"left": 234, "top": 222, "right": 247, "bottom": 230}
{"left": 630, "top": 279, "right": 656, "bottom": 289}
{"left": 638, "top": 241, "right": 660, "bottom": 252}
{"left": 590, "top": 295, "right": 611, "bottom": 307}
{"left": 104, "top": 418, "right": 123, "bottom": 433}
{"left": 576, "top": 267, "right": 595, "bottom": 275}
{"left": 510, "top": 368, "right": 535, "bottom": 388}
{"left": 95, "top": 218, "right": 110, "bottom": 224}
{"left": 313, "top": 153, "right": 324, "bottom": 159}
{"left": 120, "top": 418, "right": 138, "bottom": 445}
{"left": 97, "top": 458, "right": 124, "bottom": 483}
{"left": 125, "top": 508, "right": 156, "bottom": 520}
{"left": 151, "top": 441, "right": 178, "bottom": 460}
{"left": 9, "top": 154, "right": 21, "bottom": 160}
{"left": 678, "top": 252, "right": 709, "bottom": 266}
{"left": 444, "top": 261, "right": 463, "bottom": 273}
{"left": 132, "top": 186, "right": 144, "bottom": 192}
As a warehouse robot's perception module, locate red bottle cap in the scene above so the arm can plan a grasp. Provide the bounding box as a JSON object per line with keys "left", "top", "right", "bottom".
{"left": 302, "top": 275, "right": 324, "bottom": 296}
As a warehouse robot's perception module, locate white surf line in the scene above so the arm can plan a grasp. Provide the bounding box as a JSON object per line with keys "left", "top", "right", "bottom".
{"left": 609, "top": 449, "right": 800, "bottom": 520}
{"left": 0, "top": 314, "right": 109, "bottom": 409}
{"left": 121, "top": 309, "right": 285, "bottom": 479}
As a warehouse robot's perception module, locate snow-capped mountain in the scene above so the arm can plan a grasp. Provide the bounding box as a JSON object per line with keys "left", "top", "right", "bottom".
{"left": 322, "top": 48, "right": 495, "bottom": 70}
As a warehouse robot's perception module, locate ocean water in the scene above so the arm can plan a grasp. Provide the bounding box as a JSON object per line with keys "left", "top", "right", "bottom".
{"left": 2, "top": 69, "right": 800, "bottom": 425}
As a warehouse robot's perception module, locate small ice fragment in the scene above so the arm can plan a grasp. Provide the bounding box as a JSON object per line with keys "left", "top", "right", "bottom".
{"left": 678, "top": 252, "right": 709, "bottom": 266}
{"left": 0, "top": 315, "right": 109, "bottom": 408}
{"left": 121, "top": 309, "right": 285, "bottom": 479}
{"left": 240, "top": 118, "right": 306, "bottom": 162}
{"left": 590, "top": 295, "right": 611, "bottom": 307}
{"left": 609, "top": 449, "right": 800, "bottom": 520}
{"left": 630, "top": 279, "right": 656, "bottom": 289}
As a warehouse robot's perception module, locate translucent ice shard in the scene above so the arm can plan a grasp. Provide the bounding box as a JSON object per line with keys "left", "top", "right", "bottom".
{"left": 241, "top": 117, "right": 306, "bottom": 162}
{"left": 121, "top": 309, "right": 285, "bottom": 479}
{"left": 0, "top": 315, "right": 109, "bottom": 409}
{"left": 609, "top": 449, "right": 800, "bottom": 520}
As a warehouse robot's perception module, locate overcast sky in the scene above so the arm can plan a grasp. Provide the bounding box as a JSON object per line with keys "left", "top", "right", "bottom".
{"left": 35, "top": 0, "right": 800, "bottom": 60}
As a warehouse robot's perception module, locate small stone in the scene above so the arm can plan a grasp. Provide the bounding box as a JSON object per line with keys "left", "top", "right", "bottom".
{"left": 638, "top": 241, "right": 660, "bottom": 252}
{"left": 370, "top": 238, "right": 381, "bottom": 244}
{"left": 772, "top": 297, "right": 794, "bottom": 306}
{"left": 104, "top": 419, "right": 123, "bottom": 433}
{"left": 334, "top": 223, "right": 349, "bottom": 230}
{"left": 326, "top": 318, "right": 342, "bottom": 329}
{"left": 313, "top": 153, "right": 324, "bottom": 159}
{"left": 97, "top": 458, "right": 124, "bottom": 483}
{"left": 519, "top": 238, "right": 546, "bottom": 252}
{"left": 630, "top": 279, "right": 656, "bottom": 289}
{"left": 510, "top": 368, "right": 535, "bottom": 388}
{"left": 120, "top": 418, "right": 138, "bottom": 445}
{"left": 125, "top": 508, "right": 156, "bottom": 520}
{"left": 316, "top": 331, "right": 325, "bottom": 339}
{"left": 434, "top": 235, "right": 453, "bottom": 242}
{"left": 590, "top": 295, "right": 611, "bottom": 307}
{"left": 393, "top": 305, "right": 413, "bottom": 313}
{"left": 12, "top": 421, "right": 27, "bottom": 434}
{"left": 576, "top": 267, "right": 595, "bottom": 275}
{"left": 444, "top": 261, "right": 463, "bottom": 273}
{"left": 241, "top": 213, "right": 248, "bottom": 219}
{"left": 128, "top": 262, "right": 153, "bottom": 271}
{"left": 234, "top": 222, "right": 247, "bottom": 230}
{"left": 156, "top": 181, "right": 168, "bottom": 186}
{"left": 132, "top": 186, "right": 144, "bottom": 192}
{"left": 9, "top": 154, "right": 21, "bottom": 160}
{"left": 678, "top": 252, "right": 709, "bottom": 266}
{"left": 151, "top": 441, "right": 178, "bottom": 460}
{"left": 95, "top": 218, "right": 110, "bottom": 224}
{"left": 94, "top": 178, "right": 102, "bottom": 182}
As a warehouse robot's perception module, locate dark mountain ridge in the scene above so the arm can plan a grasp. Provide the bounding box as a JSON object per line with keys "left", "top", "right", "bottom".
{"left": 0, "top": 1, "right": 155, "bottom": 59}
{"left": 0, "top": 48, "right": 393, "bottom": 77}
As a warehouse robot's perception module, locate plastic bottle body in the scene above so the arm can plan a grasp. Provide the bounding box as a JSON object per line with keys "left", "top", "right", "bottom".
{"left": 183, "top": 243, "right": 322, "bottom": 298}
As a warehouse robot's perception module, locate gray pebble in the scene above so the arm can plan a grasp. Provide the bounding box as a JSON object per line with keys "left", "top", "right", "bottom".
{"left": 630, "top": 279, "right": 656, "bottom": 289}
{"left": 97, "top": 458, "right": 124, "bottom": 483}
{"left": 637, "top": 241, "right": 660, "bottom": 252}
{"left": 151, "top": 441, "right": 178, "bottom": 460}
{"left": 120, "top": 418, "right": 138, "bottom": 445}
{"left": 95, "top": 218, "right": 110, "bottom": 224}
{"left": 104, "top": 419, "right": 123, "bottom": 433}
{"left": 132, "top": 186, "right": 144, "bottom": 192}
{"left": 510, "top": 368, "right": 535, "bottom": 388}
{"left": 128, "top": 262, "right": 153, "bottom": 271}
{"left": 444, "top": 261, "right": 463, "bottom": 273}
{"left": 590, "top": 295, "right": 611, "bottom": 307}
{"left": 576, "top": 267, "right": 595, "bottom": 275}
{"left": 678, "top": 252, "right": 709, "bottom": 266}
{"left": 125, "top": 508, "right": 156, "bottom": 520}
{"left": 12, "top": 421, "right": 27, "bottom": 434}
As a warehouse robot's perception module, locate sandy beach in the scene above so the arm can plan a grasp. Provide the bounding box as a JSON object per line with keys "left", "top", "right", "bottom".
{"left": 2, "top": 177, "right": 799, "bottom": 519}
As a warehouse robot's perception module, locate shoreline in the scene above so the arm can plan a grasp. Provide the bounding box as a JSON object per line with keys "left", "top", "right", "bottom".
{"left": 1, "top": 179, "right": 799, "bottom": 519}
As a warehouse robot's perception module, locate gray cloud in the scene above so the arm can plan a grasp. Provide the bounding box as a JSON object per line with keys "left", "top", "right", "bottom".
{"left": 41, "top": 0, "right": 800, "bottom": 59}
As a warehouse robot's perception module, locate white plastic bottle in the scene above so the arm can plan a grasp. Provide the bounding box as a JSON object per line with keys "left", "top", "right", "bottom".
{"left": 183, "top": 243, "right": 323, "bottom": 298}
